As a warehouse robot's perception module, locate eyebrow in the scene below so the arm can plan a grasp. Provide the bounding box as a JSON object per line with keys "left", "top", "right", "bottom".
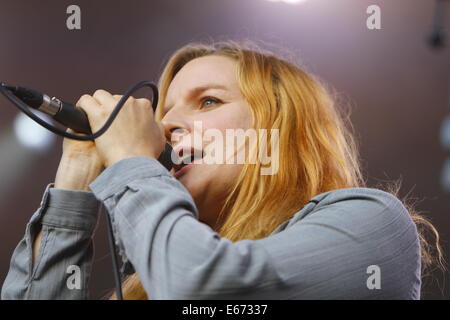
{"left": 164, "top": 84, "right": 228, "bottom": 113}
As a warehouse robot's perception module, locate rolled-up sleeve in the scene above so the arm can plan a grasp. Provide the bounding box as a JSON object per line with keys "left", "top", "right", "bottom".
{"left": 1, "top": 184, "right": 100, "bottom": 300}
{"left": 88, "top": 156, "right": 421, "bottom": 299}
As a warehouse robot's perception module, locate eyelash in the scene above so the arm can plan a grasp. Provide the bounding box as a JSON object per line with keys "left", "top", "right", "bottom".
{"left": 200, "top": 96, "right": 221, "bottom": 109}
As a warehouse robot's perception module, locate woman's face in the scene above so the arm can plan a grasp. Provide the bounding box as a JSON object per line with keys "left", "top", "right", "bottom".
{"left": 161, "top": 55, "right": 253, "bottom": 230}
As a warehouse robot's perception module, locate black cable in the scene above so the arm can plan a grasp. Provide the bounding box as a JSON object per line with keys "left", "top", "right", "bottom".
{"left": 103, "top": 203, "right": 124, "bottom": 300}
{"left": 0, "top": 80, "right": 162, "bottom": 300}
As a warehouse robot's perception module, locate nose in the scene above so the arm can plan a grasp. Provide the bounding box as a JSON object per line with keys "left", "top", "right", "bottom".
{"left": 161, "top": 112, "right": 190, "bottom": 146}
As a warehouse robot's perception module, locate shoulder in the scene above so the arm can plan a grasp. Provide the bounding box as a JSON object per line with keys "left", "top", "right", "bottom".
{"left": 277, "top": 188, "right": 422, "bottom": 299}
{"left": 306, "top": 187, "right": 413, "bottom": 225}
{"left": 288, "top": 187, "right": 419, "bottom": 247}
{"left": 312, "top": 187, "right": 407, "bottom": 213}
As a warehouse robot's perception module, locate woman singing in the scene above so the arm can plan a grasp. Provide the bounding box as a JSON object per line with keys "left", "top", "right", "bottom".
{"left": 1, "top": 41, "right": 444, "bottom": 299}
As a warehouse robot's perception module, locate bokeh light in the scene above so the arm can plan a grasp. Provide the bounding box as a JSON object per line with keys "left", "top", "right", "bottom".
{"left": 13, "top": 111, "right": 55, "bottom": 152}
{"left": 265, "top": 0, "right": 308, "bottom": 4}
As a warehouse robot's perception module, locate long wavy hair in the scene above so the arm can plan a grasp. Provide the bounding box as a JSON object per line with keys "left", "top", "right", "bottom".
{"left": 107, "top": 40, "right": 445, "bottom": 299}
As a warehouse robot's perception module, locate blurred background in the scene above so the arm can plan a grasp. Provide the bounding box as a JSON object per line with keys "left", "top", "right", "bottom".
{"left": 0, "top": 0, "right": 449, "bottom": 299}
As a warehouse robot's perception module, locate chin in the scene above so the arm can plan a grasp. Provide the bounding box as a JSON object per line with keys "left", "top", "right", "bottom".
{"left": 176, "top": 165, "right": 207, "bottom": 197}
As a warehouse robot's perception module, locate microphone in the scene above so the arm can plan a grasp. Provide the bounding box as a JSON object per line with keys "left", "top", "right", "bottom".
{"left": 3, "top": 84, "right": 92, "bottom": 134}
{"left": 1, "top": 83, "right": 174, "bottom": 170}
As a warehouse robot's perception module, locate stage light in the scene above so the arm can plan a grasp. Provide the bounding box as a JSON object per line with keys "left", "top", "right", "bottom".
{"left": 283, "top": 0, "right": 307, "bottom": 3}
{"left": 13, "top": 111, "right": 55, "bottom": 152}
{"left": 265, "top": 0, "right": 307, "bottom": 4}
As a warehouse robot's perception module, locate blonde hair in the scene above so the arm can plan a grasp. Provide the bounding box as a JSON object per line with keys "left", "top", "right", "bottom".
{"left": 107, "top": 40, "right": 445, "bottom": 300}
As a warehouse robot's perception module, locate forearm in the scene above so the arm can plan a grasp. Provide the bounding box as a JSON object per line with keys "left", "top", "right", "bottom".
{"left": 54, "top": 152, "right": 104, "bottom": 191}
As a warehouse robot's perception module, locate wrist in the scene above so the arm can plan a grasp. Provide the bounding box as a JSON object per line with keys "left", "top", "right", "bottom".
{"left": 105, "top": 152, "right": 157, "bottom": 168}
{"left": 55, "top": 155, "right": 103, "bottom": 191}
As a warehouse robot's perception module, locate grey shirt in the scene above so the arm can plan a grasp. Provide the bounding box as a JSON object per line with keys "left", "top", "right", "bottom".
{"left": 1, "top": 156, "right": 421, "bottom": 299}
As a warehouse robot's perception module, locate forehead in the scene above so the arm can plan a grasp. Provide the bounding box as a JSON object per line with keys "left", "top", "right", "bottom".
{"left": 166, "top": 55, "right": 238, "bottom": 100}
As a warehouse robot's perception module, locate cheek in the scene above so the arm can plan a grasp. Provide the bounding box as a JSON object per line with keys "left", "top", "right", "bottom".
{"left": 203, "top": 103, "right": 253, "bottom": 131}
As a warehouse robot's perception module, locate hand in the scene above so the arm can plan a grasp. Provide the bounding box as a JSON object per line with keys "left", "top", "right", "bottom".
{"left": 76, "top": 89, "right": 166, "bottom": 168}
{"left": 54, "top": 128, "right": 104, "bottom": 191}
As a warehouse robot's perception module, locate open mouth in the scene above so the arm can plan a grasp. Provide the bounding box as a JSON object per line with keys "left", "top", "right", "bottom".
{"left": 173, "top": 147, "right": 204, "bottom": 173}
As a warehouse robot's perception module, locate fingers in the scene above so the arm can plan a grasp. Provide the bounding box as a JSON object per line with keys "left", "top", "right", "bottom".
{"left": 76, "top": 94, "right": 100, "bottom": 107}
{"left": 78, "top": 90, "right": 125, "bottom": 117}
{"left": 93, "top": 89, "right": 117, "bottom": 106}
{"left": 65, "top": 127, "right": 87, "bottom": 137}
{"left": 76, "top": 94, "right": 101, "bottom": 115}
{"left": 136, "top": 98, "right": 152, "bottom": 111}
{"left": 78, "top": 90, "right": 153, "bottom": 120}
{"left": 113, "top": 94, "right": 151, "bottom": 109}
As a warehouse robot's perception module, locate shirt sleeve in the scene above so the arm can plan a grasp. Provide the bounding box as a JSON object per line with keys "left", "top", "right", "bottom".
{"left": 88, "top": 156, "right": 421, "bottom": 299}
{"left": 1, "top": 183, "right": 100, "bottom": 300}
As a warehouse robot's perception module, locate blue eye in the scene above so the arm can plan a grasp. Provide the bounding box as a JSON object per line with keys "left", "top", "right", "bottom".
{"left": 201, "top": 97, "right": 221, "bottom": 108}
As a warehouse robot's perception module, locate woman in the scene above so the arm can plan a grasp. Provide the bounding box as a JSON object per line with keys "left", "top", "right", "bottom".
{"left": 1, "top": 40, "right": 444, "bottom": 300}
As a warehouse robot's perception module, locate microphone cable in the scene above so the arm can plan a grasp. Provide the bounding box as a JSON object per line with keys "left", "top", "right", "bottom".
{"left": 0, "top": 80, "right": 168, "bottom": 300}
